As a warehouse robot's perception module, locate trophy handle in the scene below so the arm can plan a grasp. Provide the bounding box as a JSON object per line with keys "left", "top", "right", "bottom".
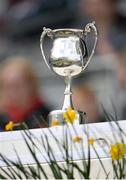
{"left": 40, "top": 27, "right": 53, "bottom": 69}
{"left": 82, "top": 21, "right": 98, "bottom": 70}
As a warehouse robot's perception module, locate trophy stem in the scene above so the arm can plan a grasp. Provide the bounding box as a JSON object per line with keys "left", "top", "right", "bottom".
{"left": 62, "top": 75, "right": 73, "bottom": 110}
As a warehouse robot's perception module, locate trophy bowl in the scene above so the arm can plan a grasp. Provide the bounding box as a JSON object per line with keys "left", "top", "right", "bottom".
{"left": 49, "top": 29, "right": 88, "bottom": 77}
{"left": 40, "top": 22, "right": 98, "bottom": 126}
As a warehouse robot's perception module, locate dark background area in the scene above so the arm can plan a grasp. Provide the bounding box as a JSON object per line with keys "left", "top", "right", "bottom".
{"left": 0, "top": 0, "right": 126, "bottom": 122}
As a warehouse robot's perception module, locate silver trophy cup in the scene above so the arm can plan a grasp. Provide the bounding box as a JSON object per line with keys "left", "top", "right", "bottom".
{"left": 40, "top": 22, "right": 98, "bottom": 126}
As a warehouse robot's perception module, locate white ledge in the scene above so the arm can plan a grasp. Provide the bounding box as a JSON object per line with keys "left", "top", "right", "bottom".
{"left": 0, "top": 120, "right": 126, "bottom": 167}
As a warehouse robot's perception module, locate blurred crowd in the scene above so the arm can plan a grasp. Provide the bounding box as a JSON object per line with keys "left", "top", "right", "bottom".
{"left": 0, "top": 0, "right": 126, "bottom": 131}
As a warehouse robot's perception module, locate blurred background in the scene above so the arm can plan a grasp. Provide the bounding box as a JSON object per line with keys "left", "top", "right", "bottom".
{"left": 0, "top": 0, "right": 126, "bottom": 124}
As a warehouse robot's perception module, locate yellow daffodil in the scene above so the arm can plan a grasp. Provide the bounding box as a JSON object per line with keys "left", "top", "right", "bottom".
{"left": 5, "top": 121, "right": 14, "bottom": 131}
{"left": 72, "top": 136, "right": 82, "bottom": 143}
{"left": 109, "top": 143, "right": 126, "bottom": 161}
{"left": 51, "top": 120, "right": 60, "bottom": 127}
{"left": 63, "top": 107, "right": 77, "bottom": 124}
{"left": 88, "top": 138, "right": 94, "bottom": 145}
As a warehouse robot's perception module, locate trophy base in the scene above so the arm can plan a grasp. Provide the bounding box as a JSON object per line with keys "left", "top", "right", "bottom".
{"left": 48, "top": 109, "right": 86, "bottom": 127}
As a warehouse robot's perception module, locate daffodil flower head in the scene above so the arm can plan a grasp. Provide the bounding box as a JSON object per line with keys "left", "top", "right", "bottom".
{"left": 63, "top": 107, "right": 77, "bottom": 124}
{"left": 109, "top": 143, "right": 126, "bottom": 161}
{"left": 72, "top": 136, "right": 82, "bottom": 143}
{"left": 5, "top": 121, "right": 14, "bottom": 131}
{"left": 88, "top": 138, "right": 94, "bottom": 145}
